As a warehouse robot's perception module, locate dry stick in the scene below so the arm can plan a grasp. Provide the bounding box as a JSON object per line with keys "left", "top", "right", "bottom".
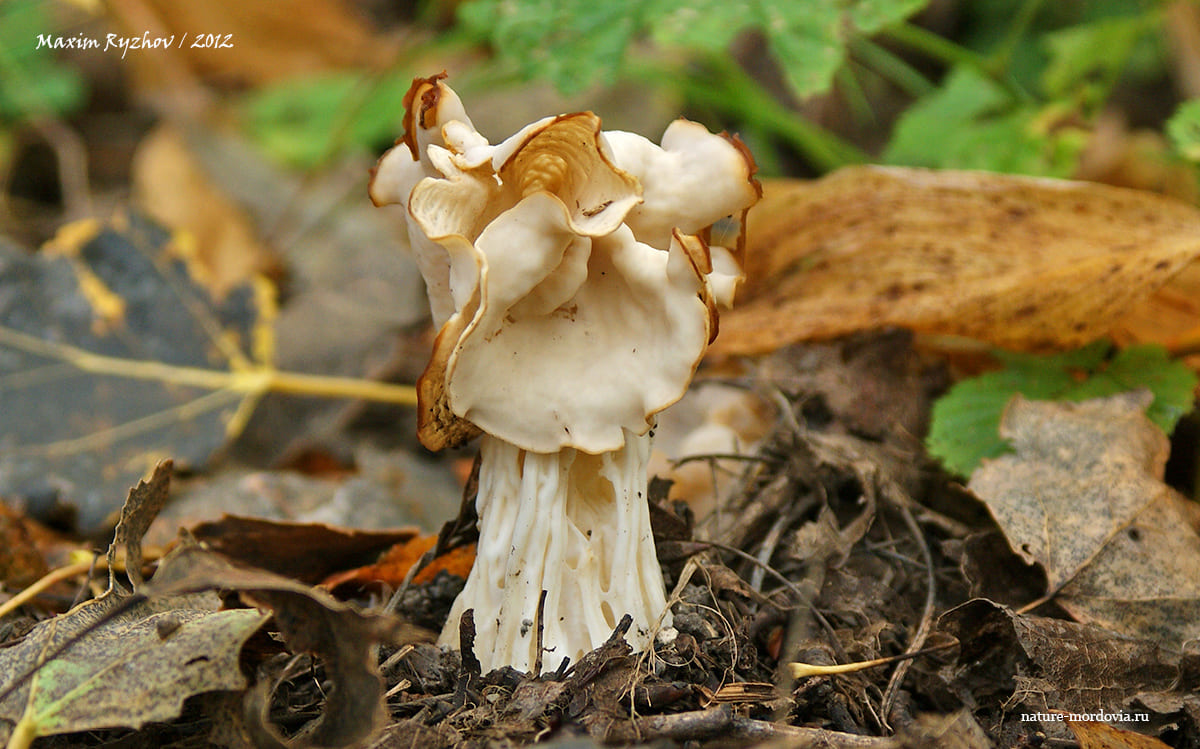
{"left": 728, "top": 714, "right": 900, "bottom": 747}
{"left": 0, "top": 558, "right": 97, "bottom": 620}
{"left": 880, "top": 503, "right": 938, "bottom": 731}
{"left": 0, "top": 545, "right": 162, "bottom": 619}
{"left": 604, "top": 704, "right": 733, "bottom": 743}
{"left": 603, "top": 704, "right": 900, "bottom": 746}
{"left": 378, "top": 644, "right": 415, "bottom": 674}
{"left": 534, "top": 589, "right": 548, "bottom": 676}
{"left": 671, "top": 453, "right": 775, "bottom": 466}
{"left": 383, "top": 546, "right": 437, "bottom": 615}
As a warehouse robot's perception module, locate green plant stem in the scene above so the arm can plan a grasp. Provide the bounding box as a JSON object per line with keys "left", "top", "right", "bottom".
{"left": 633, "top": 55, "right": 868, "bottom": 172}
{"left": 989, "top": 0, "right": 1048, "bottom": 73}
{"left": 835, "top": 63, "right": 878, "bottom": 126}
{"left": 850, "top": 36, "right": 936, "bottom": 99}
{"left": 886, "top": 21, "right": 1032, "bottom": 103}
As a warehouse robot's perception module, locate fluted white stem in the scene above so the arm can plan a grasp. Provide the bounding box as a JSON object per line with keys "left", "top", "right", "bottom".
{"left": 439, "top": 428, "right": 671, "bottom": 673}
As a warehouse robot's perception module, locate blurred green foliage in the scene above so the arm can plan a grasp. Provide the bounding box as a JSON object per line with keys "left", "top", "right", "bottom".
{"left": 1169, "top": 98, "right": 1200, "bottom": 161}
{"left": 456, "top": 0, "right": 929, "bottom": 100}
{"left": 231, "top": 0, "right": 1190, "bottom": 178}
{"left": 882, "top": 66, "right": 1087, "bottom": 176}
{"left": 0, "top": 0, "right": 86, "bottom": 122}
{"left": 241, "top": 73, "right": 414, "bottom": 169}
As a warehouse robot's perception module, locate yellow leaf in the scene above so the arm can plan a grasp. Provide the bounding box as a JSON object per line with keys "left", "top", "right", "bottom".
{"left": 717, "top": 167, "right": 1200, "bottom": 355}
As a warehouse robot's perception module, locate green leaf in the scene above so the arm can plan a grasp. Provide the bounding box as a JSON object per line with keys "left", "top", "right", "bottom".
{"left": 1168, "top": 98, "right": 1200, "bottom": 162}
{"left": 1066, "top": 346, "right": 1198, "bottom": 434}
{"left": 763, "top": 4, "right": 844, "bottom": 99}
{"left": 883, "top": 66, "right": 1085, "bottom": 176}
{"left": 0, "top": 0, "right": 85, "bottom": 121}
{"left": 458, "top": 0, "right": 642, "bottom": 94}
{"left": 927, "top": 342, "right": 1197, "bottom": 477}
{"left": 242, "top": 73, "right": 413, "bottom": 169}
{"left": 646, "top": 0, "right": 754, "bottom": 53}
{"left": 1040, "top": 14, "right": 1152, "bottom": 103}
{"left": 457, "top": 0, "right": 931, "bottom": 99}
{"left": 848, "top": 0, "right": 932, "bottom": 34}
{"left": 766, "top": 0, "right": 931, "bottom": 98}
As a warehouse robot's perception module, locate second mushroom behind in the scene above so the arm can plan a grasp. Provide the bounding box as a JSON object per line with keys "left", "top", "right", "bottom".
{"left": 371, "top": 73, "right": 760, "bottom": 674}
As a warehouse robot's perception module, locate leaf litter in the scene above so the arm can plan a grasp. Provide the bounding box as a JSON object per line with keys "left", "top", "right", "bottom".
{"left": 0, "top": 208, "right": 419, "bottom": 532}
{"left": 0, "top": 464, "right": 270, "bottom": 746}
{"left": 968, "top": 391, "right": 1200, "bottom": 648}
{"left": 16, "top": 3, "right": 1200, "bottom": 747}
{"left": 0, "top": 211, "right": 274, "bottom": 530}
{"left": 5, "top": 332, "right": 1200, "bottom": 746}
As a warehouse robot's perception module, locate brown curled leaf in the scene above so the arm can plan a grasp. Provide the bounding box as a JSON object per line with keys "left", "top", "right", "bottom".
{"left": 717, "top": 167, "right": 1200, "bottom": 355}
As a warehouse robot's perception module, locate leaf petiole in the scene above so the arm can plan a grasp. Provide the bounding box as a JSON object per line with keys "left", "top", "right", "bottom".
{"left": 0, "top": 325, "right": 418, "bottom": 405}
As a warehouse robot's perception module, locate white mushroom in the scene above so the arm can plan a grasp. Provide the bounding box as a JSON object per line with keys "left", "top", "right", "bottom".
{"left": 371, "top": 74, "right": 760, "bottom": 673}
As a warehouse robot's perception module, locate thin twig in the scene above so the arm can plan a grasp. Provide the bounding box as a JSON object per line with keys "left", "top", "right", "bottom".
{"left": 699, "top": 540, "right": 847, "bottom": 662}
{"left": 880, "top": 503, "right": 937, "bottom": 731}
{"left": 727, "top": 715, "right": 900, "bottom": 746}
{"left": 0, "top": 324, "right": 418, "bottom": 419}
{"left": 378, "top": 644, "right": 415, "bottom": 673}
{"left": 790, "top": 640, "right": 956, "bottom": 677}
{"left": 671, "top": 453, "right": 775, "bottom": 467}
{"left": 0, "top": 558, "right": 97, "bottom": 620}
{"left": 748, "top": 507, "right": 792, "bottom": 593}
{"left": 383, "top": 546, "right": 437, "bottom": 615}
{"left": 534, "top": 589, "right": 548, "bottom": 676}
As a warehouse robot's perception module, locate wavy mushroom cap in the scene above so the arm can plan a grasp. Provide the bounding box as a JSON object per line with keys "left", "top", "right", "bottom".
{"left": 372, "top": 74, "right": 760, "bottom": 454}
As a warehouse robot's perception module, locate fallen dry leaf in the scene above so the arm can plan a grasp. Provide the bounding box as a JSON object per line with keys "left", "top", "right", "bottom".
{"left": 189, "top": 514, "right": 420, "bottom": 584}
{"left": 0, "top": 212, "right": 274, "bottom": 531}
{"left": 104, "top": 0, "right": 392, "bottom": 89}
{"left": 133, "top": 126, "right": 274, "bottom": 297}
{"left": 967, "top": 391, "right": 1200, "bottom": 647}
{"left": 1114, "top": 262, "right": 1200, "bottom": 366}
{"left": 717, "top": 167, "right": 1200, "bottom": 355}
{"left": 1066, "top": 719, "right": 1173, "bottom": 749}
{"left": 0, "top": 567, "right": 267, "bottom": 745}
{"left": 940, "top": 599, "right": 1178, "bottom": 720}
{"left": 0, "top": 447, "right": 266, "bottom": 745}
{"left": 0, "top": 503, "right": 55, "bottom": 590}
{"left": 322, "top": 535, "right": 477, "bottom": 592}
{"left": 107, "top": 459, "right": 172, "bottom": 590}
{"left": 147, "top": 544, "right": 433, "bottom": 748}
